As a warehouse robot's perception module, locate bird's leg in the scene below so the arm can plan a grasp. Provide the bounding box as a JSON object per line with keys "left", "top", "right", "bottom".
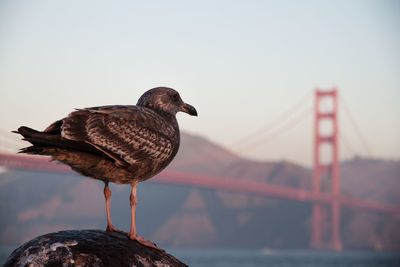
{"left": 104, "top": 182, "right": 128, "bottom": 235}
{"left": 128, "top": 183, "right": 164, "bottom": 251}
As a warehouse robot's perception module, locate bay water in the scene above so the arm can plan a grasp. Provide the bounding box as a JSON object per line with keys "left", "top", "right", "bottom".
{"left": 1, "top": 246, "right": 399, "bottom": 267}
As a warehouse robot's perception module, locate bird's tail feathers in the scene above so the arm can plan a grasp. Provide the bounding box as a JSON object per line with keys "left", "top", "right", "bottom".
{"left": 19, "top": 146, "right": 54, "bottom": 156}
{"left": 14, "top": 126, "right": 60, "bottom": 147}
{"left": 14, "top": 126, "right": 102, "bottom": 156}
{"left": 12, "top": 126, "right": 40, "bottom": 138}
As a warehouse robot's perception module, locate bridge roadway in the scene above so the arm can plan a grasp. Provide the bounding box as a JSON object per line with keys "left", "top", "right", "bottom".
{"left": 1, "top": 153, "right": 399, "bottom": 215}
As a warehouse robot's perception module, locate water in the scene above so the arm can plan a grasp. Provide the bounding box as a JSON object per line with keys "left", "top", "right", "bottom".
{"left": 1, "top": 246, "right": 399, "bottom": 267}
{"left": 169, "top": 249, "right": 400, "bottom": 267}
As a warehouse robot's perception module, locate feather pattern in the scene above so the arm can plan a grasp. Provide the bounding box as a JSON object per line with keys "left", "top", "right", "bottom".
{"left": 15, "top": 87, "right": 197, "bottom": 184}
{"left": 62, "top": 106, "right": 177, "bottom": 167}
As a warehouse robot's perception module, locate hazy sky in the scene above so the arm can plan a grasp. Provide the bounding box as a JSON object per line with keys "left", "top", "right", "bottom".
{"left": 0, "top": 0, "right": 399, "bottom": 166}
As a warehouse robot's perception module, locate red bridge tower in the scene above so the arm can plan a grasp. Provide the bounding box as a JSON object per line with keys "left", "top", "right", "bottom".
{"left": 312, "top": 88, "right": 343, "bottom": 250}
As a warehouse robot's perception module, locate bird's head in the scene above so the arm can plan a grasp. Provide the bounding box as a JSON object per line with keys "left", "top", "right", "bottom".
{"left": 137, "top": 87, "right": 198, "bottom": 116}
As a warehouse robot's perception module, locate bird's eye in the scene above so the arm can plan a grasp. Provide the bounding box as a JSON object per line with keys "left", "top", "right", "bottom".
{"left": 172, "top": 94, "right": 179, "bottom": 100}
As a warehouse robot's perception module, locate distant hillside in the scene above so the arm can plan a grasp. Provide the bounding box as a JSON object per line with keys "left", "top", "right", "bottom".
{"left": 340, "top": 157, "right": 400, "bottom": 205}
{"left": 170, "top": 132, "right": 240, "bottom": 175}
{"left": 0, "top": 132, "right": 399, "bottom": 250}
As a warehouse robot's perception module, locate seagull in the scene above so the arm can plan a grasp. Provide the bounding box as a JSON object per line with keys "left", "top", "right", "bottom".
{"left": 14, "top": 87, "right": 197, "bottom": 250}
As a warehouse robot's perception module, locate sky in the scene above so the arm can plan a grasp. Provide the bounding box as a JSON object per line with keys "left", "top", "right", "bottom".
{"left": 0, "top": 0, "right": 399, "bottom": 167}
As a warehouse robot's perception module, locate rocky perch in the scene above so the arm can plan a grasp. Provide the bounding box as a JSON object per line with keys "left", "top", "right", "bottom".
{"left": 3, "top": 230, "right": 187, "bottom": 267}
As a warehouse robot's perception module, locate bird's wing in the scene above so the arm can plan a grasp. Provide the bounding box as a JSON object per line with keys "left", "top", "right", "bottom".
{"left": 61, "top": 106, "right": 176, "bottom": 167}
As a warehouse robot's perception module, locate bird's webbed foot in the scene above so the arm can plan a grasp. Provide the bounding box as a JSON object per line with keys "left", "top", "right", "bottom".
{"left": 129, "top": 234, "right": 165, "bottom": 252}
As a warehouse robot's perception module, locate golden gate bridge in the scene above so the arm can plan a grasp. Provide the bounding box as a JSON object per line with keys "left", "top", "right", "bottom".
{"left": 0, "top": 88, "right": 398, "bottom": 251}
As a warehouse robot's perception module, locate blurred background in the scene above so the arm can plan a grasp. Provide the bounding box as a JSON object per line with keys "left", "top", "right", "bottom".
{"left": 0, "top": 0, "right": 399, "bottom": 266}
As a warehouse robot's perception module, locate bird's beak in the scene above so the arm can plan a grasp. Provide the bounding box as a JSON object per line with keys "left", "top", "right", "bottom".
{"left": 180, "top": 103, "right": 198, "bottom": 116}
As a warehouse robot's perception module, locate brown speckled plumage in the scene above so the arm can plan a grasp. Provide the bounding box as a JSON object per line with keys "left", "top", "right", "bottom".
{"left": 15, "top": 87, "right": 197, "bottom": 183}
{"left": 14, "top": 87, "right": 197, "bottom": 250}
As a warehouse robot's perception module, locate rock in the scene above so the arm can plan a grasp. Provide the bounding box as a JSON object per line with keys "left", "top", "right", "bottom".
{"left": 3, "top": 230, "right": 187, "bottom": 267}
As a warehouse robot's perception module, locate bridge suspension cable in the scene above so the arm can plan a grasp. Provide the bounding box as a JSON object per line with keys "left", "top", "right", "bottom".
{"left": 172, "top": 90, "right": 313, "bottom": 167}
{"left": 340, "top": 96, "right": 372, "bottom": 157}
{"left": 340, "top": 131, "right": 357, "bottom": 158}
{"left": 231, "top": 90, "right": 312, "bottom": 149}
{"left": 233, "top": 106, "right": 312, "bottom": 154}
